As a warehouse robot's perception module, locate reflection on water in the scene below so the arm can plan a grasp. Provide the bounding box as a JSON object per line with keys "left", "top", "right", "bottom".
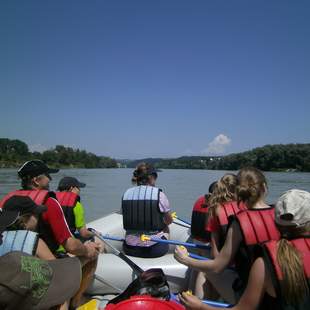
{"left": 1, "top": 168, "right": 310, "bottom": 222}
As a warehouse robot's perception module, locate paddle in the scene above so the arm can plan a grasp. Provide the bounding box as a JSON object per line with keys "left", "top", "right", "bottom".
{"left": 171, "top": 293, "right": 231, "bottom": 308}
{"left": 89, "top": 228, "right": 143, "bottom": 275}
{"left": 171, "top": 212, "right": 191, "bottom": 226}
{"left": 140, "top": 234, "right": 210, "bottom": 250}
{"left": 92, "top": 232, "right": 210, "bottom": 251}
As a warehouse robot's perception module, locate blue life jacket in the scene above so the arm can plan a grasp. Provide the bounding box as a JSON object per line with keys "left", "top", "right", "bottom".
{"left": 0, "top": 230, "right": 38, "bottom": 256}
{"left": 122, "top": 186, "right": 166, "bottom": 233}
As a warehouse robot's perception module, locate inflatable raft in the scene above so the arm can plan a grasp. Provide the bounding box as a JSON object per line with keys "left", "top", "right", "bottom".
{"left": 86, "top": 212, "right": 191, "bottom": 297}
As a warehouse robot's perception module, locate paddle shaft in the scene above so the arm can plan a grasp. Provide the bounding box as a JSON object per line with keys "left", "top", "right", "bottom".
{"left": 97, "top": 233, "right": 210, "bottom": 250}
{"left": 89, "top": 228, "right": 144, "bottom": 275}
{"left": 144, "top": 237, "right": 210, "bottom": 250}
{"left": 171, "top": 294, "right": 231, "bottom": 308}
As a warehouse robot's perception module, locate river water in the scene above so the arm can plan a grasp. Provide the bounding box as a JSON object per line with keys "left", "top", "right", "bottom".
{"left": 1, "top": 168, "right": 310, "bottom": 222}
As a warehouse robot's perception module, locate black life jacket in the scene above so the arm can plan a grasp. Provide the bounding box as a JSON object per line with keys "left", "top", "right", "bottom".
{"left": 0, "top": 190, "right": 61, "bottom": 254}
{"left": 262, "top": 238, "right": 310, "bottom": 310}
{"left": 190, "top": 195, "right": 210, "bottom": 242}
{"left": 216, "top": 201, "right": 247, "bottom": 249}
{"left": 233, "top": 207, "right": 281, "bottom": 292}
{"left": 55, "top": 192, "right": 79, "bottom": 234}
{"left": 108, "top": 268, "right": 170, "bottom": 305}
{"left": 122, "top": 186, "right": 166, "bottom": 232}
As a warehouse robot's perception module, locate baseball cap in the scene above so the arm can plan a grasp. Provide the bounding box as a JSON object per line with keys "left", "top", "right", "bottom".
{"left": 0, "top": 251, "right": 81, "bottom": 309}
{"left": 57, "top": 176, "right": 86, "bottom": 191}
{"left": 18, "top": 160, "right": 59, "bottom": 179}
{"left": 0, "top": 196, "right": 47, "bottom": 233}
{"left": 275, "top": 189, "right": 310, "bottom": 227}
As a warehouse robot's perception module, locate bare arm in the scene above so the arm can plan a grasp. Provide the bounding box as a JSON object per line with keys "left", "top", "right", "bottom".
{"left": 210, "top": 232, "right": 220, "bottom": 258}
{"left": 36, "top": 238, "right": 56, "bottom": 260}
{"left": 64, "top": 237, "right": 99, "bottom": 259}
{"left": 175, "top": 221, "right": 242, "bottom": 274}
{"left": 179, "top": 257, "right": 268, "bottom": 310}
{"left": 164, "top": 211, "right": 173, "bottom": 225}
{"left": 78, "top": 226, "right": 95, "bottom": 239}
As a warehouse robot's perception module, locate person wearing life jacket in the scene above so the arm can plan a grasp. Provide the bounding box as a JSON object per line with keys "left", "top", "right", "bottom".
{"left": 122, "top": 162, "right": 173, "bottom": 258}
{"left": 0, "top": 195, "right": 55, "bottom": 260}
{"left": 178, "top": 189, "right": 310, "bottom": 310}
{"left": 175, "top": 167, "right": 280, "bottom": 304}
{"left": 206, "top": 174, "right": 246, "bottom": 256}
{"left": 56, "top": 176, "right": 94, "bottom": 241}
{"left": 189, "top": 181, "right": 217, "bottom": 300}
{"left": 190, "top": 181, "right": 217, "bottom": 244}
{"left": 0, "top": 160, "right": 101, "bottom": 308}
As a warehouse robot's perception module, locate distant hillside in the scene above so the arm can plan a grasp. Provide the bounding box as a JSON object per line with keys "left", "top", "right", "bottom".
{"left": 0, "top": 138, "right": 117, "bottom": 168}
{"left": 120, "top": 144, "right": 310, "bottom": 172}
{"left": 2, "top": 138, "right": 309, "bottom": 172}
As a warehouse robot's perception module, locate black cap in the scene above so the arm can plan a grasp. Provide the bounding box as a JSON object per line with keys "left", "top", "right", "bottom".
{"left": 0, "top": 196, "right": 47, "bottom": 232}
{"left": 0, "top": 209, "right": 19, "bottom": 234}
{"left": 18, "top": 160, "right": 59, "bottom": 179}
{"left": 57, "top": 176, "right": 86, "bottom": 191}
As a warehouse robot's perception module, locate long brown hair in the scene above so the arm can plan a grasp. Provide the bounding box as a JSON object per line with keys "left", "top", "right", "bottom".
{"left": 276, "top": 224, "right": 309, "bottom": 305}
{"left": 131, "top": 162, "right": 154, "bottom": 185}
{"left": 236, "top": 167, "right": 267, "bottom": 209}
{"left": 208, "top": 174, "right": 237, "bottom": 217}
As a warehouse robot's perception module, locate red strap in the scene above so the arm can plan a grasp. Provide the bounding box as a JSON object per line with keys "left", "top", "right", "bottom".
{"left": 192, "top": 196, "right": 208, "bottom": 213}
{"left": 265, "top": 238, "right": 310, "bottom": 280}
{"left": 0, "top": 190, "right": 49, "bottom": 208}
{"left": 237, "top": 208, "right": 280, "bottom": 245}
{"left": 217, "top": 201, "right": 244, "bottom": 226}
{"left": 55, "top": 192, "right": 78, "bottom": 207}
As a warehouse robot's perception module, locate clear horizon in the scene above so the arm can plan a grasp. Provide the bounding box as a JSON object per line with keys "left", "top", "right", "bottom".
{"left": 1, "top": 1, "right": 309, "bottom": 158}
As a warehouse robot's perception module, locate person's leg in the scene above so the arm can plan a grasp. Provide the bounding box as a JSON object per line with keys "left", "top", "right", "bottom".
{"left": 123, "top": 242, "right": 169, "bottom": 258}
{"left": 70, "top": 258, "right": 98, "bottom": 308}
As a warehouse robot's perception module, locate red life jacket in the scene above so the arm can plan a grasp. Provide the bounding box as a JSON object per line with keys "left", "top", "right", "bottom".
{"left": 263, "top": 238, "right": 310, "bottom": 309}
{"left": 55, "top": 192, "right": 79, "bottom": 234}
{"left": 215, "top": 201, "right": 247, "bottom": 248}
{"left": 0, "top": 190, "right": 50, "bottom": 209}
{"left": 236, "top": 207, "right": 280, "bottom": 246}
{"left": 190, "top": 195, "right": 210, "bottom": 242}
{"left": 233, "top": 207, "right": 281, "bottom": 291}
{"left": 0, "top": 190, "right": 60, "bottom": 253}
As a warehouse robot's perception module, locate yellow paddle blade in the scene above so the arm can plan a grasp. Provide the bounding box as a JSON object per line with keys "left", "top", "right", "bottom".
{"left": 171, "top": 211, "right": 177, "bottom": 219}
{"left": 77, "top": 299, "right": 97, "bottom": 310}
{"left": 141, "top": 234, "right": 150, "bottom": 242}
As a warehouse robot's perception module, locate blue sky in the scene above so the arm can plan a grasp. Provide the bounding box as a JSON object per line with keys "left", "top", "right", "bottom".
{"left": 1, "top": 0, "right": 309, "bottom": 159}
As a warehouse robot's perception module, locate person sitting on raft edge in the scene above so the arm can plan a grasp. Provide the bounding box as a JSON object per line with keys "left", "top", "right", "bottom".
{"left": 121, "top": 162, "right": 173, "bottom": 258}
{"left": 56, "top": 176, "right": 94, "bottom": 241}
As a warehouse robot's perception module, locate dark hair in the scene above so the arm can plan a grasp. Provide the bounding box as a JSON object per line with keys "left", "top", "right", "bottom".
{"left": 131, "top": 162, "right": 156, "bottom": 185}
{"left": 202, "top": 181, "right": 217, "bottom": 208}
{"left": 236, "top": 167, "right": 267, "bottom": 209}
{"left": 21, "top": 176, "right": 33, "bottom": 190}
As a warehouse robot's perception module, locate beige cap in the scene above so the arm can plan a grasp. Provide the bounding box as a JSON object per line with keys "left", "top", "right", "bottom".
{"left": 275, "top": 189, "right": 310, "bottom": 227}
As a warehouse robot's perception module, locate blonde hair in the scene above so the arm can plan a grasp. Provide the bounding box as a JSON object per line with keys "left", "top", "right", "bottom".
{"left": 236, "top": 167, "right": 266, "bottom": 209}
{"left": 208, "top": 174, "right": 237, "bottom": 217}
{"left": 277, "top": 231, "right": 309, "bottom": 304}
